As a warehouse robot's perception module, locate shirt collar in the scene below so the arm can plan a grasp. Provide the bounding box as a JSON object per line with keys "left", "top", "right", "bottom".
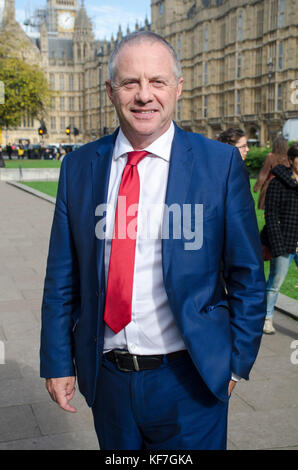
{"left": 113, "top": 121, "right": 175, "bottom": 163}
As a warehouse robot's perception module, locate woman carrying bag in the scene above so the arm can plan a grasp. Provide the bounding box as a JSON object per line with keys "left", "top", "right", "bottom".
{"left": 262, "top": 143, "right": 298, "bottom": 334}
{"left": 253, "top": 136, "right": 289, "bottom": 210}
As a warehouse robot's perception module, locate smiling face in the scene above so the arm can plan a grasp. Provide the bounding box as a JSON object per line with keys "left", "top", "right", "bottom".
{"left": 106, "top": 40, "right": 183, "bottom": 149}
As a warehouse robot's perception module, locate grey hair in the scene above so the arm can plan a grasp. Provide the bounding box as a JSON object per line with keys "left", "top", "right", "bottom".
{"left": 107, "top": 31, "right": 182, "bottom": 85}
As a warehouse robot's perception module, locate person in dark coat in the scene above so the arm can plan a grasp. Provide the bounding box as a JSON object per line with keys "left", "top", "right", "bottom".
{"left": 0, "top": 145, "right": 5, "bottom": 168}
{"left": 6, "top": 144, "right": 13, "bottom": 159}
{"left": 253, "top": 136, "right": 289, "bottom": 210}
{"left": 262, "top": 143, "right": 298, "bottom": 334}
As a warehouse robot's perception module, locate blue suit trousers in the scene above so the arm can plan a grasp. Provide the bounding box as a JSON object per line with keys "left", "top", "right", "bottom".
{"left": 91, "top": 353, "right": 229, "bottom": 450}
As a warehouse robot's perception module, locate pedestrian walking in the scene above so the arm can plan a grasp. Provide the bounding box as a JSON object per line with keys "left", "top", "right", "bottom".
{"left": 253, "top": 135, "right": 289, "bottom": 210}
{"left": 6, "top": 143, "right": 13, "bottom": 159}
{"left": 261, "top": 143, "right": 298, "bottom": 334}
{"left": 0, "top": 145, "right": 5, "bottom": 168}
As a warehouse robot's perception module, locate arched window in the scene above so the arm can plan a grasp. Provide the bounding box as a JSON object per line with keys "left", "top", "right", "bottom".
{"left": 279, "top": 0, "right": 285, "bottom": 27}
{"left": 204, "top": 25, "right": 209, "bottom": 51}
{"left": 237, "top": 53, "right": 242, "bottom": 78}
{"left": 238, "top": 13, "right": 243, "bottom": 41}
{"left": 204, "top": 62, "right": 208, "bottom": 85}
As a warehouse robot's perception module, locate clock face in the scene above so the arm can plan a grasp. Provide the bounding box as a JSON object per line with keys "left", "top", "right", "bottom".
{"left": 58, "top": 12, "right": 75, "bottom": 31}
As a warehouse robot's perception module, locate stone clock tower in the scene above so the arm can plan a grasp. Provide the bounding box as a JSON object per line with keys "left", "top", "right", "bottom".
{"left": 47, "top": 0, "right": 78, "bottom": 37}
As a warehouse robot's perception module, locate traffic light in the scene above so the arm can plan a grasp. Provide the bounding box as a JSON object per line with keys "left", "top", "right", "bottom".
{"left": 38, "top": 124, "right": 47, "bottom": 136}
{"left": 66, "top": 126, "right": 71, "bottom": 136}
{"left": 74, "top": 127, "right": 79, "bottom": 136}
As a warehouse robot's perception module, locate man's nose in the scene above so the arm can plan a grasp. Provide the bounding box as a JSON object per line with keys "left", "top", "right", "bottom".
{"left": 135, "top": 82, "right": 153, "bottom": 103}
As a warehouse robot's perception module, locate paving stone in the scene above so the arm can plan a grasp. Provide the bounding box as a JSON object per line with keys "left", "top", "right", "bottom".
{"left": 0, "top": 405, "right": 41, "bottom": 443}
{"left": 0, "top": 430, "right": 98, "bottom": 450}
{"left": 251, "top": 353, "right": 298, "bottom": 380}
{"left": 228, "top": 408, "right": 298, "bottom": 450}
{"left": 234, "top": 376, "right": 298, "bottom": 412}
{"left": 0, "top": 377, "right": 48, "bottom": 407}
{"left": 0, "top": 360, "right": 22, "bottom": 381}
{"left": 0, "top": 326, "right": 6, "bottom": 341}
{"left": 31, "top": 398, "right": 95, "bottom": 436}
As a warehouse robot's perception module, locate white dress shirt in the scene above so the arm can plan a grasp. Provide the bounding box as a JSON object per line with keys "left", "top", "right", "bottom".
{"left": 102, "top": 122, "right": 240, "bottom": 382}
{"left": 103, "top": 122, "right": 186, "bottom": 355}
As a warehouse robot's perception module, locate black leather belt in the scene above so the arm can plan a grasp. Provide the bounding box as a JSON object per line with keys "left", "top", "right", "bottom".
{"left": 105, "top": 349, "right": 189, "bottom": 372}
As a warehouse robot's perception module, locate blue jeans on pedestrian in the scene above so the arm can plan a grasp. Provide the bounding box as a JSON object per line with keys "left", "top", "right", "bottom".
{"left": 266, "top": 252, "right": 298, "bottom": 319}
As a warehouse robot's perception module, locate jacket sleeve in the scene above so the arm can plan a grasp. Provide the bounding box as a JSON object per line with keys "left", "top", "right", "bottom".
{"left": 40, "top": 156, "right": 80, "bottom": 378}
{"left": 223, "top": 148, "right": 266, "bottom": 379}
{"left": 265, "top": 179, "right": 285, "bottom": 257}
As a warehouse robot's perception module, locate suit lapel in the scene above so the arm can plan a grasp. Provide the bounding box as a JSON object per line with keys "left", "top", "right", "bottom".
{"left": 91, "top": 131, "right": 118, "bottom": 291}
{"left": 162, "top": 125, "right": 194, "bottom": 281}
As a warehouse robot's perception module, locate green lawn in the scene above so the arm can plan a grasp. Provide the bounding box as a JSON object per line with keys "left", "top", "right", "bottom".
{"left": 23, "top": 181, "right": 58, "bottom": 198}
{"left": 22, "top": 178, "right": 297, "bottom": 300}
{"left": 4, "top": 159, "right": 61, "bottom": 168}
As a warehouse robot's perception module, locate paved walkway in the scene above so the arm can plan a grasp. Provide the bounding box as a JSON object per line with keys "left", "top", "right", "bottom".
{"left": 0, "top": 181, "right": 297, "bottom": 450}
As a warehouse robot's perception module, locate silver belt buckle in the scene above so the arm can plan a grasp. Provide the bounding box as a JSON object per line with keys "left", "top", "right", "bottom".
{"left": 113, "top": 350, "right": 140, "bottom": 372}
{"left": 132, "top": 355, "right": 140, "bottom": 372}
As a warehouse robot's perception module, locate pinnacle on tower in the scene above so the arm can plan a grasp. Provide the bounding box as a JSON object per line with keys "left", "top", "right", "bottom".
{"left": 2, "top": 0, "right": 16, "bottom": 25}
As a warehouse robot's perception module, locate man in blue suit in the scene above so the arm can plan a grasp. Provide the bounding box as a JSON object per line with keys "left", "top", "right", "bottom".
{"left": 40, "top": 31, "right": 266, "bottom": 450}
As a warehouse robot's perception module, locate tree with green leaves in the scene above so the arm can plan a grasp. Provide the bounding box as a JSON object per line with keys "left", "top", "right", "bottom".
{"left": 0, "top": 48, "right": 52, "bottom": 129}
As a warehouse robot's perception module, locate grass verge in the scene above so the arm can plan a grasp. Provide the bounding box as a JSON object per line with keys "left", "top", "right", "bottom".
{"left": 22, "top": 181, "right": 58, "bottom": 198}
{"left": 4, "top": 159, "right": 61, "bottom": 169}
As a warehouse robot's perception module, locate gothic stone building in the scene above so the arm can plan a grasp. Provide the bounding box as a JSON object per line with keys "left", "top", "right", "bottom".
{"left": 152, "top": 0, "right": 298, "bottom": 144}
{"left": 1, "top": 0, "right": 298, "bottom": 146}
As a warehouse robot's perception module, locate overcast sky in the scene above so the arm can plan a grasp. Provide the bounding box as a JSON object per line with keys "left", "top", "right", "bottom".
{"left": 15, "top": 0, "right": 151, "bottom": 40}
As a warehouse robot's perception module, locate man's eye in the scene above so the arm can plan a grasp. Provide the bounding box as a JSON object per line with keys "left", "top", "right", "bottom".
{"left": 152, "top": 81, "right": 164, "bottom": 87}
{"left": 124, "top": 81, "right": 137, "bottom": 88}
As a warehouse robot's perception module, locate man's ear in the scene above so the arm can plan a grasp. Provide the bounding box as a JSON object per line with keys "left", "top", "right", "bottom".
{"left": 105, "top": 80, "right": 114, "bottom": 103}
{"left": 176, "top": 77, "right": 184, "bottom": 100}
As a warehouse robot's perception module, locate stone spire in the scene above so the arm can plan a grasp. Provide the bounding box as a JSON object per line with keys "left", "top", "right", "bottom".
{"left": 74, "top": 0, "right": 93, "bottom": 36}
{"left": 2, "top": 0, "right": 16, "bottom": 25}
{"left": 73, "top": 0, "right": 94, "bottom": 62}
{"left": 0, "top": 0, "right": 40, "bottom": 64}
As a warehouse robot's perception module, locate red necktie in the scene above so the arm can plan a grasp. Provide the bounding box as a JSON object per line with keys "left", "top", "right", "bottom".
{"left": 104, "top": 150, "right": 149, "bottom": 333}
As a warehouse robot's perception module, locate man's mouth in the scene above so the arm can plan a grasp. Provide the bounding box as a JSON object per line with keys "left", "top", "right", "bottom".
{"left": 130, "top": 109, "right": 158, "bottom": 119}
{"left": 131, "top": 109, "right": 157, "bottom": 114}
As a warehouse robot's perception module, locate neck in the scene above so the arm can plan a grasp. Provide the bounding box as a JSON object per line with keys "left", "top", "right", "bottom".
{"left": 122, "top": 123, "right": 173, "bottom": 150}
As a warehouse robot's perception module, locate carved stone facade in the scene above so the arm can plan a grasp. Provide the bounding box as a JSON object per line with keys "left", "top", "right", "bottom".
{"left": 152, "top": 0, "right": 298, "bottom": 144}
{"left": 2, "top": 0, "right": 298, "bottom": 146}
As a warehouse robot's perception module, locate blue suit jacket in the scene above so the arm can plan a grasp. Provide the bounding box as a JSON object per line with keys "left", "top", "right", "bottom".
{"left": 40, "top": 124, "right": 266, "bottom": 405}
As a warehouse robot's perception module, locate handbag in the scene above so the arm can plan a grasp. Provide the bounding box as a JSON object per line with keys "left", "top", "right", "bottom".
{"left": 261, "top": 243, "right": 272, "bottom": 261}
{"left": 260, "top": 225, "right": 272, "bottom": 261}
